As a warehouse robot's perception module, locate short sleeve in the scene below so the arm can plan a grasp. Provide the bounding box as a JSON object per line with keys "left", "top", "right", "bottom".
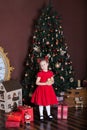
{"left": 37, "top": 71, "right": 42, "bottom": 77}
{"left": 49, "top": 71, "right": 54, "bottom": 77}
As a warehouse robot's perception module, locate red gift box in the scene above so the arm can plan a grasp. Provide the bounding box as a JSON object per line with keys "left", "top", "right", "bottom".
{"left": 57, "top": 105, "right": 62, "bottom": 119}
{"left": 5, "top": 121, "right": 20, "bottom": 128}
{"left": 7, "top": 112, "right": 22, "bottom": 122}
{"left": 57, "top": 104, "right": 68, "bottom": 119}
{"left": 18, "top": 105, "right": 34, "bottom": 123}
{"left": 62, "top": 105, "right": 68, "bottom": 119}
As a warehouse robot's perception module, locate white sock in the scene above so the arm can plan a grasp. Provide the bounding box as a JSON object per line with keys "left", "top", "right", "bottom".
{"left": 39, "top": 106, "right": 44, "bottom": 118}
{"left": 46, "top": 105, "right": 51, "bottom": 116}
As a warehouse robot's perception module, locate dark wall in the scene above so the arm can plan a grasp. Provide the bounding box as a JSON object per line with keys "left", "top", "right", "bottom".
{"left": 0, "top": 0, "right": 86, "bottom": 81}
{"left": 54, "top": 0, "right": 87, "bottom": 80}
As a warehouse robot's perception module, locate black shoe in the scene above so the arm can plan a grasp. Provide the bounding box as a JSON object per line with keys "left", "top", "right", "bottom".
{"left": 40, "top": 116, "right": 44, "bottom": 122}
{"left": 47, "top": 115, "right": 53, "bottom": 120}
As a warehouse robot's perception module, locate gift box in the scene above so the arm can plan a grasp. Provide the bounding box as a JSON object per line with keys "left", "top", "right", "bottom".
{"left": 7, "top": 112, "right": 22, "bottom": 122}
{"left": 57, "top": 105, "right": 62, "bottom": 119}
{"left": 62, "top": 105, "right": 68, "bottom": 119}
{"left": 18, "top": 105, "right": 34, "bottom": 123}
{"left": 5, "top": 121, "right": 20, "bottom": 128}
{"left": 57, "top": 104, "right": 68, "bottom": 119}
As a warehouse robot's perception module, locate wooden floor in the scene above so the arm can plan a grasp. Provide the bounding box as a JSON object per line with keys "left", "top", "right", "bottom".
{"left": 0, "top": 107, "right": 87, "bottom": 130}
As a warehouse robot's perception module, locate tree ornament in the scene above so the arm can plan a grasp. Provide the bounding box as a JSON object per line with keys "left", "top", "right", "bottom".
{"left": 67, "top": 53, "right": 70, "bottom": 58}
{"left": 59, "top": 26, "right": 62, "bottom": 29}
{"left": 48, "top": 34, "right": 50, "bottom": 36}
{"left": 29, "top": 92, "right": 32, "bottom": 97}
{"left": 38, "top": 42, "right": 40, "bottom": 44}
{"left": 61, "top": 67, "right": 64, "bottom": 71}
{"left": 43, "top": 30, "right": 45, "bottom": 33}
{"left": 60, "top": 48, "right": 62, "bottom": 51}
{"left": 26, "top": 62, "right": 29, "bottom": 66}
{"left": 61, "top": 31, "right": 63, "bottom": 35}
{"left": 56, "top": 33, "right": 58, "bottom": 38}
{"left": 60, "top": 50, "right": 66, "bottom": 56}
{"left": 25, "top": 73, "right": 28, "bottom": 77}
{"left": 51, "top": 57, "right": 53, "bottom": 61}
{"left": 70, "top": 66, "right": 72, "bottom": 70}
{"left": 55, "top": 62, "right": 60, "bottom": 68}
{"left": 58, "top": 30, "right": 60, "bottom": 34}
{"left": 65, "top": 46, "right": 68, "bottom": 50}
{"left": 69, "top": 71, "right": 71, "bottom": 74}
{"left": 55, "top": 87, "right": 58, "bottom": 90}
{"left": 49, "top": 67, "right": 52, "bottom": 70}
{"left": 50, "top": 29, "right": 53, "bottom": 32}
{"left": 53, "top": 53, "right": 55, "bottom": 57}
{"left": 70, "top": 77, "right": 74, "bottom": 82}
{"left": 52, "top": 37, "right": 54, "bottom": 40}
{"left": 52, "top": 16, "right": 55, "bottom": 18}
{"left": 60, "top": 76, "right": 65, "bottom": 81}
{"left": 33, "top": 35, "right": 36, "bottom": 39}
{"left": 57, "top": 49, "right": 59, "bottom": 52}
{"left": 56, "top": 39, "right": 59, "bottom": 45}
{"left": 51, "top": 44, "right": 53, "bottom": 47}
{"left": 48, "top": 22, "right": 50, "bottom": 26}
{"left": 33, "top": 45, "right": 40, "bottom": 52}
{"left": 65, "top": 71, "right": 68, "bottom": 76}
{"left": 47, "top": 54, "right": 51, "bottom": 58}
{"left": 48, "top": 16, "right": 50, "bottom": 19}
{"left": 40, "top": 52, "right": 42, "bottom": 57}
{"left": 31, "top": 85, "right": 34, "bottom": 88}
{"left": 65, "top": 62, "right": 68, "bottom": 65}
{"left": 46, "top": 41, "right": 50, "bottom": 45}
{"left": 43, "top": 38, "right": 44, "bottom": 42}
{"left": 35, "top": 29, "right": 37, "bottom": 32}
{"left": 31, "top": 57, "right": 33, "bottom": 62}
{"left": 55, "top": 29, "right": 58, "bottom": 32}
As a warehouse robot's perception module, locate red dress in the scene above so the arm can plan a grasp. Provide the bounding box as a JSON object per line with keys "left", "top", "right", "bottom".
{"left": 31, "top": 70, "right": 58, "bottom": 106}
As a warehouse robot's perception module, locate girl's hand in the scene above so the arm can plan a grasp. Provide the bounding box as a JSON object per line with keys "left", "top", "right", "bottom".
{"left": 36, "top": 77, "right": 54, "bottom": 86}
{"left": 46, "top": 78, "right": 53, "bottom": 85}
{"left": 46, "top": 82, "right": 52, "bottom": 85}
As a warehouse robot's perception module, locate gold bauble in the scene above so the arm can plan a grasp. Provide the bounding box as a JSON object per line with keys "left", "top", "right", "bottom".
{"left": 56, "top": 39, "right": 59, "bottom": 45}
{"left": 46, "top": 41, "right": 50, "bottom": 45}
{"left": 25, "top": 73, "right": 28, "bottom": 77}
{"left": 55, "top": 63, "right": 60, "bottom": 68}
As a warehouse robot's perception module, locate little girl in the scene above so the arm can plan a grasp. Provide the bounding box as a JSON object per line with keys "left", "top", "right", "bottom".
{"left": 31, "top": 59, "right": 58, "bottom": 121}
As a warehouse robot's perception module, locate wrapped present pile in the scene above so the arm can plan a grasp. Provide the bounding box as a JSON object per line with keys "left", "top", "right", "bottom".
{"left": 5, "top": 112, "right": 22, "bottom": 128}
{"left": 18, "top": 105, "right": 34, "bottom": 124}
{"left": 5, "top": 105, "right": 34, "bottom": 128}
{"left": 57, "top": 104, "right": 68, "bottom": 119}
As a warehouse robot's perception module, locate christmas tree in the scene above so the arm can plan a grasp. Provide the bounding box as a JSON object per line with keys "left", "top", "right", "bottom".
{"left": 22, "top": 3, "right": 77, "bottom": 104}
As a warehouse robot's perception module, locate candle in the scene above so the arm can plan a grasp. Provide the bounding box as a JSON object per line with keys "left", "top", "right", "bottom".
{"left": 78, "top": 80, "right": 81, "bottom": 87}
